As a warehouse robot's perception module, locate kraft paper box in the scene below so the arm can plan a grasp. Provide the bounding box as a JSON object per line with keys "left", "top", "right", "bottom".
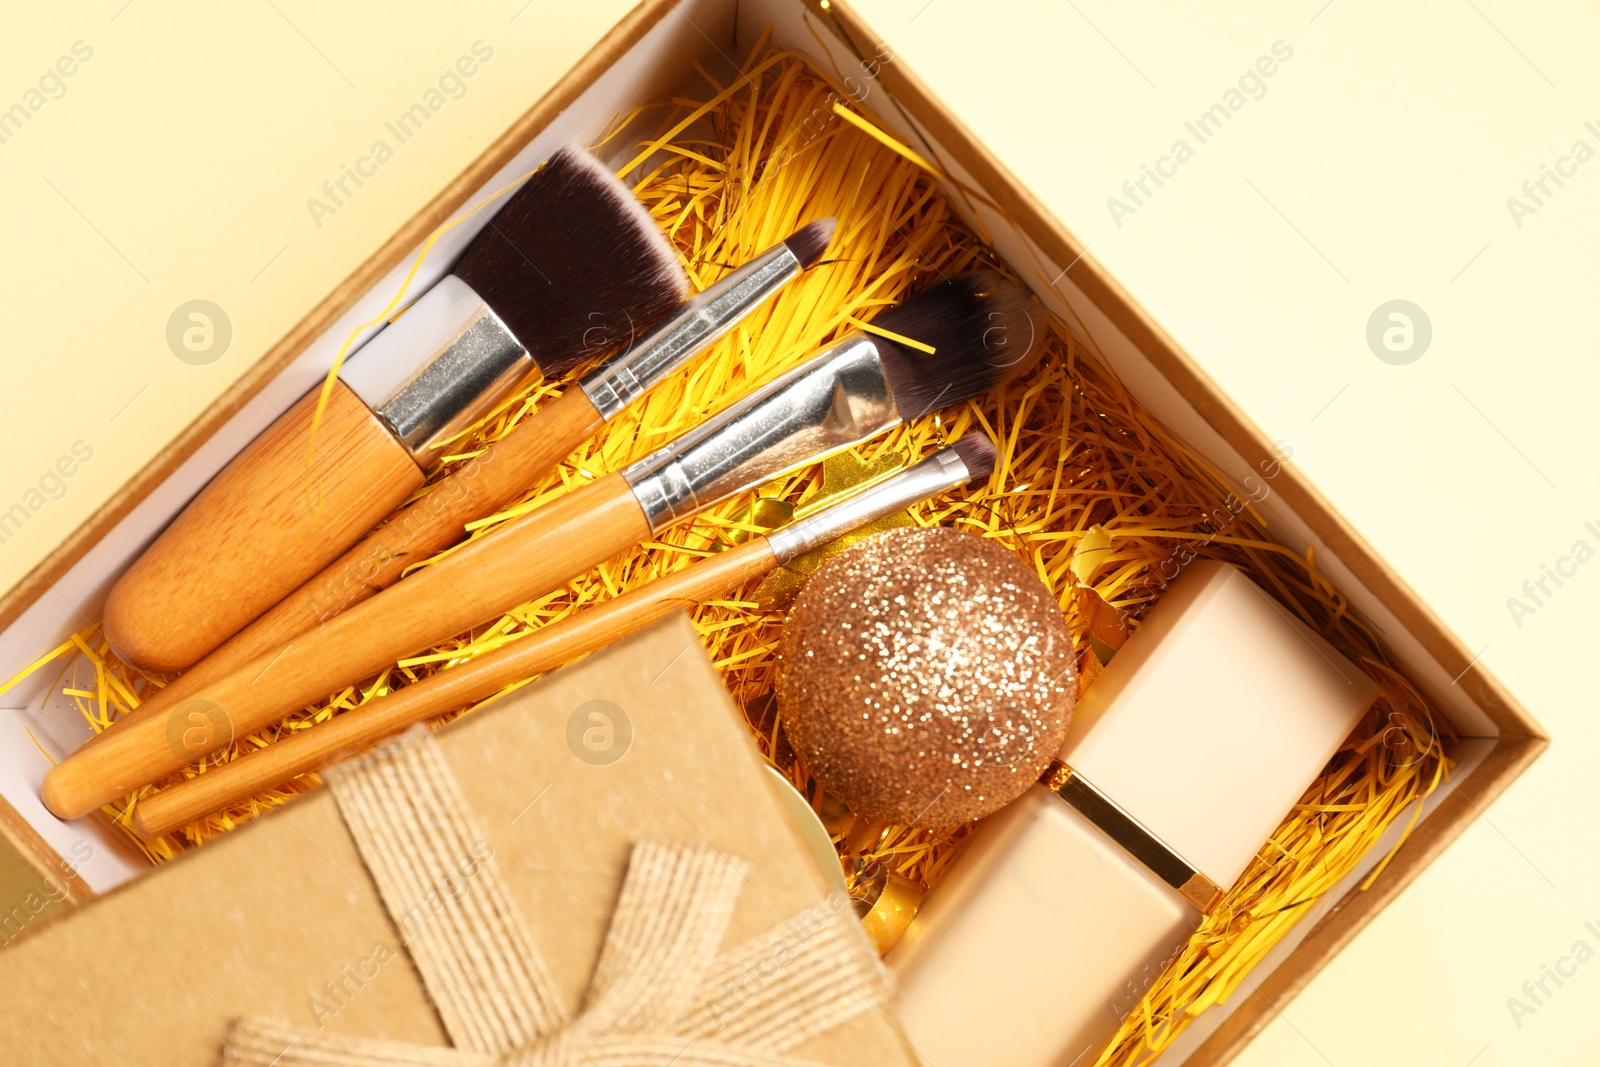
{"left": 0, "top": 2, "right": 1545, "bottom": 1064}
{"left": 0, "top": 614, "right": 914, "bottom": 1066}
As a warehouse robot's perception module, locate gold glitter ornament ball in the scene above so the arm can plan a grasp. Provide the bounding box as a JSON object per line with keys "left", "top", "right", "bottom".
{"left": 776, "top": 526, "right": 1077, "bottom": 827}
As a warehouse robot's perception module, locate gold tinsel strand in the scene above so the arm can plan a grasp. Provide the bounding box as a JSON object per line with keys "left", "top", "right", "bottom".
{"left": 1, "top": 43, "right": 1452, "bottom": 1066}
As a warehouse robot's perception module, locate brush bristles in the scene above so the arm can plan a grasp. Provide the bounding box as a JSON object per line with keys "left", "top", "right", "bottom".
{"left": 950, "top": 433, "right": 998, "bottom": 485}
{"left": 870, "top": 272, "right": 1040, "bottom": 421}
{"left": 783, "top": 218, "right": 836, "bottom": 270}
{"left": 454, "top": 145, "right": 689, "bottom": 381}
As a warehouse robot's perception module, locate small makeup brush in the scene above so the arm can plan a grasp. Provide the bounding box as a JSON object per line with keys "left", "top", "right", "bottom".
{"left": 130, "top": 435, "right": 997, "bottom": 836}
{"left": 42, "top": 273, "right": 1037, "bottom": 819}
{"left": 79, "top": 219, "right": 836, "bottom": 752}
{"left": 102, "top": 144, "right": 690, "bottom": 675}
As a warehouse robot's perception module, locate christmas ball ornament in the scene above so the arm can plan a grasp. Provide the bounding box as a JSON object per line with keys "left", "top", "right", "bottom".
{"left": 776, "top": 526, "right": 1077, "bottom": 827}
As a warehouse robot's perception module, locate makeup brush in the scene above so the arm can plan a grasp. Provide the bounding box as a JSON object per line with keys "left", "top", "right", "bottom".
{"left": 42, "top": 273, "right": 1037, "bottom": 819}
{"left": 102, "top": 144, "right": 690, "bottom": 675}
{"left": 78, "top": 219, "right": 836, "bottom": 753}
{"left": 130, "top": 436, "right": 997, "bottom": 836}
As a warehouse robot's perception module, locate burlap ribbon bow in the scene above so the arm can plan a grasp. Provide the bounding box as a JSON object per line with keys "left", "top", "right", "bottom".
{"left": 219, "top": 727, "right": 889, "bottom": 1067}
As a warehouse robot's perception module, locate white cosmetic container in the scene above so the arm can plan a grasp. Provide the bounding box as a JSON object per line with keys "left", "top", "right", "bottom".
{"left": 888, "top": 560, "right": 1379, "bottom": 1067}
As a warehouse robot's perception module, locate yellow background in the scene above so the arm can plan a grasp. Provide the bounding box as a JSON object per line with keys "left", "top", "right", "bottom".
{"left": 3, "top": 1, "right": 1596, "bottom": 1064}
{"left": 0, "top": 0, "right": 634, "bottom": 579}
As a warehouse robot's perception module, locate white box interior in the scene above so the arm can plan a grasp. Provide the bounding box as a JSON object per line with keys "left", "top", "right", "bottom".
{"left": 0, "top": 1, "right": 1496, "bottom": 1059}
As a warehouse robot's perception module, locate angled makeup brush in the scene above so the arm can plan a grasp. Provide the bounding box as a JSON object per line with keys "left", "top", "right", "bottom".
{"left": 79, "top": 218, "right": 836, "bottom": 752}
{"left": 131, "top": 435, "right": 998, "bottom": 836}
{"left": 102, "top": 144, "right": 690, "bottom": 674}
{"left": 42, "top": 273, "right": 1038, "bottom": 819}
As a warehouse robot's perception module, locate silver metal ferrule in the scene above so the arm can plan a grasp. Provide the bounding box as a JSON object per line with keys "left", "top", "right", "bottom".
{"left": 373, "top": 304, "right": 532, "bottom": 467}
{"left": 342, "top": 275, "right": 535, "bottom": 468}
{"left": 621, "top": 336, "right": 899, "bottom": 535}
{"left": 765, "top": 446, "right": 971, "bottom": 563}
{"left": 578, "top": 240, "right": 802, "bottom": 421}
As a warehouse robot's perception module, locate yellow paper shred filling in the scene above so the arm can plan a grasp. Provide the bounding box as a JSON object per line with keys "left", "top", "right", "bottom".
{"left": 10, "top": 44, "right": 1453, "bottom": 1066}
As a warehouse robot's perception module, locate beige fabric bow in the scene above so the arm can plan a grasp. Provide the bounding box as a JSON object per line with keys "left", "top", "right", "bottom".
{"left": 219, "top": 727, "right": 889, "bottom": 1067}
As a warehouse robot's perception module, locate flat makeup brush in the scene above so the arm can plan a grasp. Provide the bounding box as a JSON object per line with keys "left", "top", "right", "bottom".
{"left": 102, "top": 144, "right": 690, "bottom": 675}
{"left": 131, "top": 435, "right": 997, "bottom": 836}
{"left": 78, "top": 218, "right": 836, "bottom": 752}
{"left": 43, "top": 272, "right": 1037, "bottom": 819}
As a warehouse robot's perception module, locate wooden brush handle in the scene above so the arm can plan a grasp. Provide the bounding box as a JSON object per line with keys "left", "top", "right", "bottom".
{"left": 42, "top": 473, "right": 650, "bottom": 820}
{"left": 102, "top": 380, "right": 424, "bottom": 673}
{"left": 81, "top": 387, "right": 604, "bottom": 752}
{"left": 131, "top": 538, "right": 777, "bottom": 836}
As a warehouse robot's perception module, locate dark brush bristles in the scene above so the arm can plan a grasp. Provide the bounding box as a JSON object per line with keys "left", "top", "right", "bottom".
{"left": 949, "top": 433, "right": 998, "bottom": 485}
{"left": 453, "top": 145, "right": 689, "bottom": 380}
{"left": 782, "top": 218, "right": 837, "bottom": 270}
{"left": 870, "top": 271, "right": 1041, "bottom": 421}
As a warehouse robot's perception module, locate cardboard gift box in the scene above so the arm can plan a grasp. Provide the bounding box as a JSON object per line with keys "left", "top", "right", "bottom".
{"left": 0, "top": 2, "right": 1546, "bottom": 1064}
{"left": 0, "top": 614, "right": 914, "bottom": 1065}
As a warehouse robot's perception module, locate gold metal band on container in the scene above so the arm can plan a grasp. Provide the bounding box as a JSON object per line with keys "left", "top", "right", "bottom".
{"left": 859, "top": 876, "right": 922, "bottom": 955}
{"left": 1041, "top": 761, "right": 1223, "bottom": 914}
